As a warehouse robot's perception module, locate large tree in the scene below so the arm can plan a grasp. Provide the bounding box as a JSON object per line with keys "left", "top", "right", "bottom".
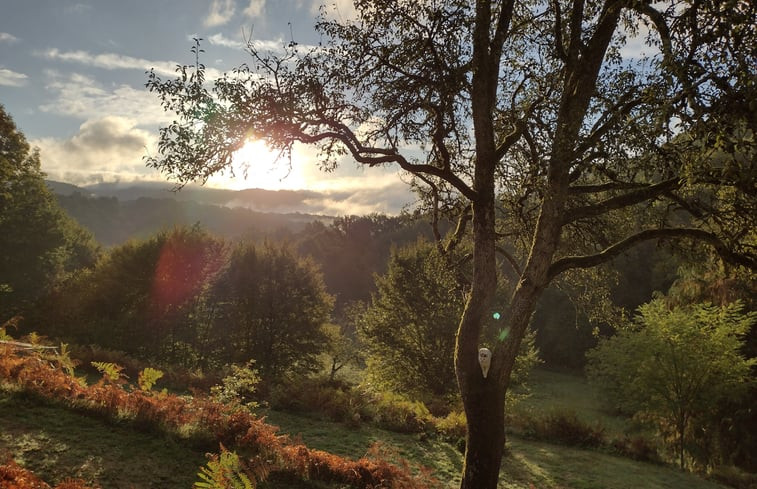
{"left": 0, "top": 105, "right": 99, "bottom": 322}
{"left": 146, "top": 1, "right": 757, "bottom": 486}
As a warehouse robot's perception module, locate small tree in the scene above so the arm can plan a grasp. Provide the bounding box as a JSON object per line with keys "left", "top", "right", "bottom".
{"left": 587, "top": 299, "right": 756, "bottom": 469}
{"left": 321, "top": 321, "right": 361, "bottom": 383}
{"left": 360, "top": 240, "right": 539, "bottom": 400}
{"left": 208, "top": 242, "right": 333, "bottom": 381}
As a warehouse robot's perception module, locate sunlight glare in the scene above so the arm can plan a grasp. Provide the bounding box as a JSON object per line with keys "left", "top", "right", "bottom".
{"left": 207, "top": 139, "right": 305, "bottom": 191}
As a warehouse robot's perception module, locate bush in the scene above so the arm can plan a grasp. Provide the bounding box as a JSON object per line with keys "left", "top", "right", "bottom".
{"left": 434, "top": 410, "right": 467, "bottom": 441}
{"left": 519, "top": 410, "right": 606, "bottom": 448}
{"left": 270, "top": 377, "right": 367, "bottom": 423}
{"left": 610, "top": 435, "right": 661, "bottom": 463}
{"left": 210, "top": 361, "right": 261, "bottom": 410}
{"left": 271, "top": 377, "right": 444, "bottom": 434}
{"left": 371, "top": 391, "right": 431, "bottom": 434}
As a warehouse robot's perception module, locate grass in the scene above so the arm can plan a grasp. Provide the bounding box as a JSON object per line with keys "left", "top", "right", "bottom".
{"left": 0, "top": 390, "right": 206, "bottom": 488}
{"left": 512, "top": 368, "right": 639, "bottom": 439}
{"left": 262, "top": 408, "right": 730, "bottom": 489}
{"left": 0, "top": 366, "right": 734, "bottom": 489}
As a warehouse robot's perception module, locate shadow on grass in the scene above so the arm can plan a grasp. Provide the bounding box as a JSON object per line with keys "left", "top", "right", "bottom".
{"left": 0, "top": 390, "right": 205, "bottom": 489}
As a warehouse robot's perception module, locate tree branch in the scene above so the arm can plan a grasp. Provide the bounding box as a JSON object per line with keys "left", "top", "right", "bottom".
{"left": 445, "top": 203, "right": 473, "bottom": 254}
{"left": 548, "top": 228, "right": 757, "bottom": 280}
{"left": 552, "top": 0, "right": 568, "bottom": 63}
{"left": 563, "top": 178, "right": 681, "bottom": 224}
{"left": 495, "top": 245, "right": 523, "bottom": 280}
{"left": 295, "top": 126, "right": 477, "bottom": 201}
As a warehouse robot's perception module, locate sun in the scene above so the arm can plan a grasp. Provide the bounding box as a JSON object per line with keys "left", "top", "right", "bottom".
{"left": 206, "top": 139, "right": 305, "bottom": 191}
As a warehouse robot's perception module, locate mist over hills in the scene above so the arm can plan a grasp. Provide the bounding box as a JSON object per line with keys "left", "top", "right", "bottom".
{"left": 47, "top": 180, "right": 329, "bottom": 213}
{"left": 46, "top": 180, "right": 333, "bottom": 246}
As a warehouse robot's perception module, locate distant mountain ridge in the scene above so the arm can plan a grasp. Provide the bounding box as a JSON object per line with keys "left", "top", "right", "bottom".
{"left": 45, "top": 180, "right": 333, "bottom": 246}
{"left": 45, "top": 180, "right": 325, "bottom": 214}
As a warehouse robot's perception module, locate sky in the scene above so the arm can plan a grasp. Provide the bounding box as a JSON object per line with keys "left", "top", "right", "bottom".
{"left": 0, "top": 0, "right": 414, "bottom": 215}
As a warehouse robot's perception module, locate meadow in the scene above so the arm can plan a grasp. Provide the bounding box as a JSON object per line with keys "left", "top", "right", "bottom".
{"left": 0, "top": 353, "right": 735, "bottom": 489}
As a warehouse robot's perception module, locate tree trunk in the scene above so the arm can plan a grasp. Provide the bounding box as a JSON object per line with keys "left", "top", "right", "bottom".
{"left": 461, "top": 379, "right": 506, "bottom": 489}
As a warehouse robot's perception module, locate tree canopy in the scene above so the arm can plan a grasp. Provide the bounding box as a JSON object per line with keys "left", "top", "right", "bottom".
{"left": 147, "top": 1, "right": 757, "bottom": 486}
{"left": 0, "top": 105, "right": 99, "bottom": 322}
{"left": 587, "top": 299, "right": 756, "bottom": 469}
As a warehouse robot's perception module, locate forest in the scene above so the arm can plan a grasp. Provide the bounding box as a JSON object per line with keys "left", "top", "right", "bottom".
{"left": 2, "top": 0, "right": 757, "bottom": 488}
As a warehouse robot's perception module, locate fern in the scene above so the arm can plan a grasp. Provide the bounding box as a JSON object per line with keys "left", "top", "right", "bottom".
{"left": 194, "top": 448, "right": 255, "bottom": 489}
{"left": 137, "top": 367, "right": 164, "bottom": 392}
{"left": 91, "top": 361, "right": 125, "bottom": 385}
{"left": 56, "top": 343, "right": 79, "bottom": 377}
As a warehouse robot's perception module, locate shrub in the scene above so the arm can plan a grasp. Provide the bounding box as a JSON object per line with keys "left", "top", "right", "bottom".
{"left": 435, "top": 411, "right": 467, "bottom": 441}
{"left": 610, "top": 435, "right": 661, "bottom": 463}
{"left": 371, "top": 391, "right": 431, "bottom": 434}
{"left": 210, "top": 361, "right": 261, "bottom": 410}
{"left": 519, "top": 410, "right": 606, "bottom": 448}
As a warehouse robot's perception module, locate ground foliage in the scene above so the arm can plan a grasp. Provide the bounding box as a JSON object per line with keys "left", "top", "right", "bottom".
{"left": 0, "top": 459, "right": 96, "bottom": 489}
{"left": 0, "top": 339, "right": 437, "bottom": 489}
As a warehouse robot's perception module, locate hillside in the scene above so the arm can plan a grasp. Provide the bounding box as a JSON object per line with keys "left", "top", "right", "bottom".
{"left": 0, "top": 374, "right": 735, "bottom": 489}
{"left": 46, "top": 180, "right": 332, "bottom": 246}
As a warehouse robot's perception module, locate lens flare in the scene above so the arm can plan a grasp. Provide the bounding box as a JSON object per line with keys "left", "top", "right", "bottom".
{"left": 493, "top": 312, "right": 501, "bottom": 320}
{"left": 498, "top": 328, "right": 510, "bottom": 342}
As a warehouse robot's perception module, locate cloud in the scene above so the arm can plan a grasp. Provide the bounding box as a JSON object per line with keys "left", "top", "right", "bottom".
{"left": 0, "top": 32, "right": 19, "bottom": 43}
{"left": 302, "top": 180, "right": 416, "bottom": 215}
{"left": 33, "top": 116, "right": 162, "bottom": 186}
{"left": 64, "top": 3, "right": 92, "bottom": 15}
{"left": 207, "top": 33, "right": 312, "bottom": 53}
{"left": 243, "top": 0, "right": 265, "bottom": 18}
{"left": 38, "top": 48, "right": 177, "bottom": 77}
{"left": 0, "top": 67, "right": 28, "bottom": 87}
{"left": 207, "top": 33, "right": 246, "bottom": 50}
{"left": 205, "top": 0, "right": 236, "bottom": 27}
{"left": 39, "top": 71, "right": 170, "bottom": 126}
{"left": 37, "top": 48, "right": 225, "bottom": 80}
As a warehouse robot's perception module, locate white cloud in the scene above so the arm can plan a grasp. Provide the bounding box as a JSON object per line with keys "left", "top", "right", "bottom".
{"left": 243, "top": 0, "right": 265, "bottom": 18}
{"left": 207, "top": 33, "right": 246, "bottom": 50}
{"left": 205, "top": 0, "right": 236, "bottom": 27}
{"left": 38, "top": 48, "right": 176, "bottom": 77}
{"left": 38, "top": 48, "right": 225, "bottom": 81}
{"left": 303, "top": 179, "right": 415, "bottom": 215}
{"left": 0, "top": 32, "right": 19, "bottom": 43}
{"left": 64, "top": 3, "right": 92, "bottom": 15}
{"left": 38, "top": 71, "right": 169, "bottom": 126}
{"left": 33, "top": 116, "right": 162, "bottom": 185}
{"left": 0, "top": 67, "right": 28, "bottom": 87}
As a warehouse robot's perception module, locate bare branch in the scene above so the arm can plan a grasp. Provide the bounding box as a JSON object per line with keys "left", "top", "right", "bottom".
{"left": 490, "top": 0, "right": 517, "bottom": 62}
{"left": 568, "top": 181, "right": 649, "bottom": 194}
